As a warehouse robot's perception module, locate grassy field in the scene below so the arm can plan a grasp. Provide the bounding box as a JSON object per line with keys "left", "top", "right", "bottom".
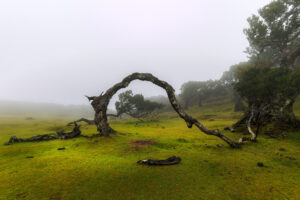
{"left": 0, "top": 99, "right": 300, "bottom": 200}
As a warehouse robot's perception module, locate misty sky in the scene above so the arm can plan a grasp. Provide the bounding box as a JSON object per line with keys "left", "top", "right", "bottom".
{"left": 0, "top": 0, "right": 271, "bottom": 106}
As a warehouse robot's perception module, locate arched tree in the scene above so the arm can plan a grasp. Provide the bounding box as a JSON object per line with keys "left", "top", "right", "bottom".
{"left": 86, "top": 73, "right": 241, "bottom": 148}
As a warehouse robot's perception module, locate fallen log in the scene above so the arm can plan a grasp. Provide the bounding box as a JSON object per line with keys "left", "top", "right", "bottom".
{"left": 137, "top": 156, "right": 181, "bottom": 166}
{"left": 4, "top": 123, "right": 81, "bottom": 145}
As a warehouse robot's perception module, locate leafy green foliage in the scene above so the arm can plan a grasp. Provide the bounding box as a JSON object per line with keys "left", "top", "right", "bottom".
{"left": 244, "top": 0, "right": 300, "bottom": 65}
{"left": 235, "top": 66, "right": 300, "bottom": 104}
{"left": 220, "top": 62, "right": 252, "bottom": 85}
{"left": 181, "top": 62, "right": 254, "bottom": 110}
{"left": 180, "top": 80, "right": 228, "bottom": 109}
{"left": 115, "top": 90, "right": 164, "bottom": 118}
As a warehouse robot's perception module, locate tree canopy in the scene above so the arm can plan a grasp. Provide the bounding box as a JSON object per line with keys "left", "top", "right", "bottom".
{"left": 225, "top": 0, "right": 300, "bottom": 136}
{"left": 235, "top": 66, "right": 300, "bottom": 106}
{"left": 244, "top": 0, "right": 300, "bottom": 67}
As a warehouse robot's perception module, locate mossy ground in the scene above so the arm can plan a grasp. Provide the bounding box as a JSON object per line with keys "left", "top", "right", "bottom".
{"left": 0, "top": 99, "right": 300, "bottom": 200}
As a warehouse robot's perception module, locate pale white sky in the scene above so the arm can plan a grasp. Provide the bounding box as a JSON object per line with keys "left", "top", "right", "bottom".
{"left": 0, "top": 0, "right": 271, "bottom": 106}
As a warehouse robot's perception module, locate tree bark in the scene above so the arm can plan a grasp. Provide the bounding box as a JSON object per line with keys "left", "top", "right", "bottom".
{"left": 86, "top": 73, "right": 240, "bottom": 148}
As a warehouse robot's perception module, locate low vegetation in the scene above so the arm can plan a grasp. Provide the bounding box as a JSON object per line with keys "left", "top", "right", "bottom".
{"left": 0, "top": 98, "right": 299, "bottom": 199}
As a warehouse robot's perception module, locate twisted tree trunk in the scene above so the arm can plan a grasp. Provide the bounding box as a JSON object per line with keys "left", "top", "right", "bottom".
{"left": 86, "top": 73, "right": 240, "bottom": 148}
{"left": 231, "top": 95, "right": 300, "bottom": 142}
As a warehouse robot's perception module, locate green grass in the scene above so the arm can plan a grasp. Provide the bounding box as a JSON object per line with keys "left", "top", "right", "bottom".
{"left": 0, "top": 100, "right": 300, "bottom": 200}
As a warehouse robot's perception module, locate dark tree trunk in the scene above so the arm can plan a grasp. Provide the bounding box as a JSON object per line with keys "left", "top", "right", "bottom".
{"left": 86, "top": 73, "right": 241, "bottom": 148}
{"left": 267, "top": 98, "right": 300, "bottom": 128}
{"left": 233, "top": 91, "right": 245, "bottom": 112}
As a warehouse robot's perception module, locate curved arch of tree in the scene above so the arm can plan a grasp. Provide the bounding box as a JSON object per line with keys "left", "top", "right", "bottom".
{"left": 86, "top": 73, "right": 242, "bottom": 148}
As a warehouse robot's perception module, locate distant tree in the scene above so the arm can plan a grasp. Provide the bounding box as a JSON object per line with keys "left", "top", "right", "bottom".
{"left": 146, "top": 95, "right": 173, "bottom": 111}
{"left": 244, "top": 0, "right": 300, "bottom": 67}
{"left": 180, "top": 81, "right": 203, "bottom": 108}
{"left": 220, "top": 63, "right": 249, "bottom": 111}
{"left": 114, "top": 90, "right": 133, "bottom": 117}
{"left": 180, "top": 80, "right": 228, "bottom": 109}
{"left": 114, "top": 90, "right": 164, "bottom": 119}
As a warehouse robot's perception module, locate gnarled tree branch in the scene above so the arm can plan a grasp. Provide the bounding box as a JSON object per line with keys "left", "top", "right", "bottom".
{"left": 5, "top": 123, "right": 81, "bottom": 145}
{"left": 67, "top": 118, "right": 95, "bottom": 126}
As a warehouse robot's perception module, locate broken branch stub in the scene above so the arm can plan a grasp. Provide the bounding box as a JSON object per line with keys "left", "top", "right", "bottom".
{"left": 87, "top": 73, "right": 239, "bottom": 148}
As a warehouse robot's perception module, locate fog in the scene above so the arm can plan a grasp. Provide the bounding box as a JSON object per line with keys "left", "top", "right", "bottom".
{"left": 0, "top": 0, "right": 271, "bottom": 107}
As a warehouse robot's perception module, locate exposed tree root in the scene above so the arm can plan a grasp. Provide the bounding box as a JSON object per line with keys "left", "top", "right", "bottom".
{"left": 4, "top": 123, "right": 81, "bottom": 145}
{"left": 228, "top": 100, "right": 300, "bottom": 144}
{"left": 227, "top": 107, "right": 259, "bottom": 144}
{"left": 86, "top": 73, "right": 241, "bottom": 148}
{"left": 239, "top": 108, "right": 257, "bottom": 143}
